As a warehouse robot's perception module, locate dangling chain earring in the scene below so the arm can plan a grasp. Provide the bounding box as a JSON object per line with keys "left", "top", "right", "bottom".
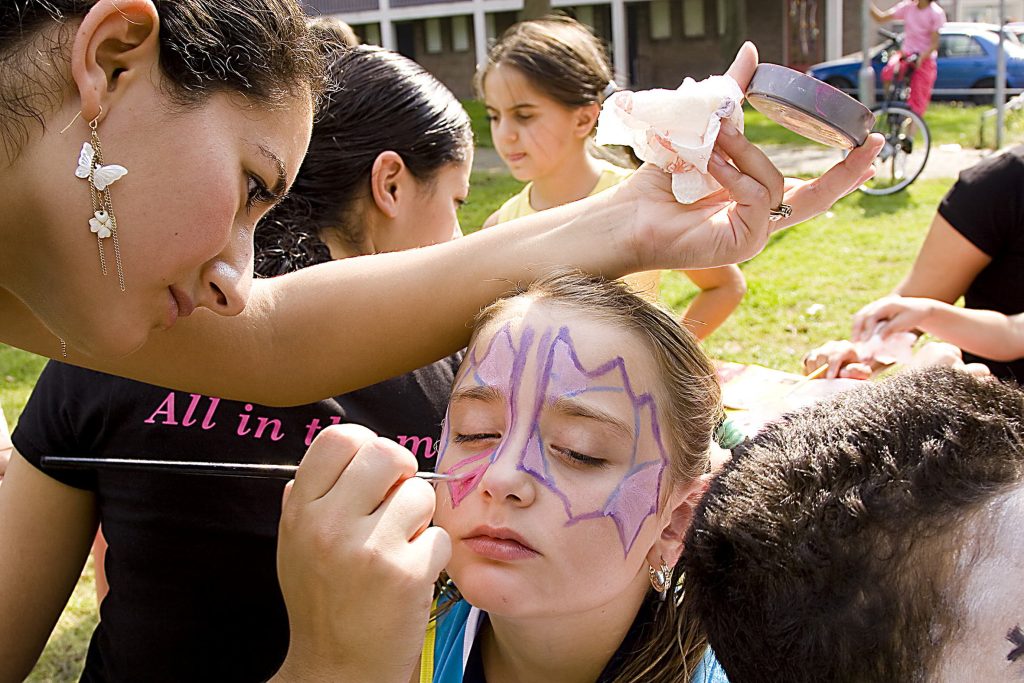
{"left": 73, "top": 110, "right": 128, "bottom": 292}
{"left": 649, "top": 558, "right": 672, "bottom": 600}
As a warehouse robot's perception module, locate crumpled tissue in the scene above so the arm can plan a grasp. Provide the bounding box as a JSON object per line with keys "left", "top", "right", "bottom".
{"left": 595, "top": 75, "right": 745, "bottom": 204}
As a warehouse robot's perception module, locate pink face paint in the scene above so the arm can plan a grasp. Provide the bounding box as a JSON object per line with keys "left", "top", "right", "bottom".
{"left": 437, "top": 323, "right": 534, "bottom": 502}
{"left": 439, "top": 321, "right": 671, "bottom": 557}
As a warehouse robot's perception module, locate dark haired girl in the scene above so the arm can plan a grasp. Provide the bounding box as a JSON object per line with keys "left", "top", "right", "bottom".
{"left": 1, "top": 43, "right": 470, "bottom": 681}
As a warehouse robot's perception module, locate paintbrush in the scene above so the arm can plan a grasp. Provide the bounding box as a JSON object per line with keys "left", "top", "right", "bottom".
{"left": 39, "top": 456, "right": 464, "bottom": 482}
{"left": 783, "top": 362, "right": 830, "bottom": 397}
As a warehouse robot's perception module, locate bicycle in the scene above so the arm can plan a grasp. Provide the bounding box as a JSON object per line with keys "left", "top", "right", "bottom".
{"left": 860, "top": 28, "right": 932, "bottom": 196}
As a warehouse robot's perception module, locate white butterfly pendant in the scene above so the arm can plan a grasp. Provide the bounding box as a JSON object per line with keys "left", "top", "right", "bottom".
{"left": 89, "top": 210, "right": 112, "bottom": 239}
{"left": 75, "top": 142, "right": 128, "bottom": 191}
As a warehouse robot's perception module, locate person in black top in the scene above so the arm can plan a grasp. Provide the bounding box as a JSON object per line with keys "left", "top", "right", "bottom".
{"left": 804, "top": 146, "right": 1024, "bottom": 381}
{"left": 5, "top": 39, "right": 469, "bottom": 682}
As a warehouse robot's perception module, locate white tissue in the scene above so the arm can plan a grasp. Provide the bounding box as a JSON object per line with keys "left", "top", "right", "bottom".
{"left": 595, "top": 75, "right": 745, "bottom": 204}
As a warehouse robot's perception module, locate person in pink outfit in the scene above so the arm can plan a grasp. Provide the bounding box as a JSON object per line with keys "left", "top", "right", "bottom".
{"left": 873, "top": 0, "right": 946, "bottom": 116}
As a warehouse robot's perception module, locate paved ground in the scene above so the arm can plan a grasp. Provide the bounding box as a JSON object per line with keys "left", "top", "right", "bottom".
{"left": 472, "top": 143, "right": 992, "bottom": 179}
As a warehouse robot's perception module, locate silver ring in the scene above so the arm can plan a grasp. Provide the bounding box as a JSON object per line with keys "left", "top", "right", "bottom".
{"left": 768, "top": 202, "right": 793, "bottom": 221}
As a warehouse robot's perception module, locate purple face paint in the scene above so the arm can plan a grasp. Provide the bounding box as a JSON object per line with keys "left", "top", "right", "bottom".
{"left": 438, "top": 320, "right": 669, "bottom": 556}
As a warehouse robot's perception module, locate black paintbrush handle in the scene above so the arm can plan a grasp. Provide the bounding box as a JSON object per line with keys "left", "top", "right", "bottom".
{"left": 39, "top": 456, "right": 456, "bottom": 481}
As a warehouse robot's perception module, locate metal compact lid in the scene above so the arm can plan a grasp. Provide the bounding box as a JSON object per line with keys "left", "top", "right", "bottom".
{"left": 745, "top": 64, "right": 876, "bottom": 149}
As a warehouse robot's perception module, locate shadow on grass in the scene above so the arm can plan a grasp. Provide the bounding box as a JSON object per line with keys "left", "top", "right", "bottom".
{"left": 848, "top": 188, "right": 911, "bottom": 217}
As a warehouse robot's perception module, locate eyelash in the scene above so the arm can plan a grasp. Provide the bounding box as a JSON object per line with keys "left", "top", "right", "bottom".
{"left": 553, "top": 446, "right": 607, "bottom": 469}
{"left": 453, "top": 432, "right": 500, "bottom": 443}
{"left": 1007, "top": 624, "right": 1024, "bottom": 662}
{"left": 245, "top": 173, "right": 276, "bottom": 211}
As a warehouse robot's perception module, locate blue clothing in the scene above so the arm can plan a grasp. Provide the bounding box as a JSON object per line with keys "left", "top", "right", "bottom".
{"left": 428, "top": 599, "right": 729, "bottom": 683}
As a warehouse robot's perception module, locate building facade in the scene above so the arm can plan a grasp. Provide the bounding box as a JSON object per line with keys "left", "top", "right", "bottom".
{"left": 303, "top": 0, "right": 876, "bottom": 98}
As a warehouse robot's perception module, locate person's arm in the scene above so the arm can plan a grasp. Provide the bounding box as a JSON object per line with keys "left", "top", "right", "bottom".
{"left": 0, "top": 451, "right": 98, "bottom": 680}
{"left": 678, "top": 266, "right": 747, "bottom": 340}
{"left": 871, "top": 2, "right": 897, "bottom": 23}
{"left": 928, "top": 29, "right": 940, "bottom": 57}
{"left": 0, "top": 404, "right": 11, "bottom": 479}
{"left": 803, "top": 212, "right": 992, "bottom": 378}
{"left": 269, "top": 425, "right": 448, "bottom": 683}
{"left": 852, "top": 296, "right": 1024, "bottom": 362}
{"left": 480, "top": 209, "right": 501, "bottom": 230}
{"left": 1, "top": 46, "right": 881, "bottom": 406}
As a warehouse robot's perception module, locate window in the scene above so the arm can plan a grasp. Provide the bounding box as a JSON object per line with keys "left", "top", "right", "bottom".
{"left": 716, "top": 0, "right": 727, "bottom": 36}
{"left": 362, "top": 23, "right": 381, "bottom": 46}
{"left": 938, "top": 33, "right": 986, "bottom": 58}
{"left": 576, "top": 5, "right": 596, "bottom": 29}
{"left": 486, "top": 13, "right": 497, "bottom": 42}
{"left": 650, "top": 0, "right": 671, "bottom": 40}
{"left": 452, "top": 15, "right": 470, "bottom": 52}
{"left": 683, "top": 0, "right": 705, "bottom": 37}
{"left": 425, "top": 17, "right": 443, "bottom": 54}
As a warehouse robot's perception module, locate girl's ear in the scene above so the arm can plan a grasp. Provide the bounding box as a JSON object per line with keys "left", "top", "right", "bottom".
{"left": 369, "top": 151, "right": 409, "bottom": 219}
{"left": 573, "top": 103, "right": 601, "bottom": 139}
{"left": 647, "top": 473, "right": 712, "bottom": 569}
{"left": 71, "top": 0, "right": 160, "bottom": 124}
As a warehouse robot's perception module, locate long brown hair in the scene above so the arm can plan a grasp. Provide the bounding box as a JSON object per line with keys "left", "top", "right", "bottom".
{"left": 443, "top": 270, "right": 721, "bottom": 682}
{"left": 475, "top": 16, "right": 614, "bottom": 112}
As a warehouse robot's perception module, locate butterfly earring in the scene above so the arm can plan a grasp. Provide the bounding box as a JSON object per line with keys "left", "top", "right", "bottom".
{"left": 74, "top": 111, "right": 128, "bottom": 291}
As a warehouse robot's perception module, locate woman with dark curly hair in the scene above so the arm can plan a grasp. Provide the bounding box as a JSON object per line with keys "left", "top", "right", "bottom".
{"left": 2, "top": 40, "right": 471, "bottom": 682}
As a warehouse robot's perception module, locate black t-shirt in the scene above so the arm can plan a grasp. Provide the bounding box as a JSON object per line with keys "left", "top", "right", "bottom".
{"left": 938, "top": 145, "right": 1024, "bottom": 380}
{"left": 12, "top": 356, "right": 460, "bottom": 682}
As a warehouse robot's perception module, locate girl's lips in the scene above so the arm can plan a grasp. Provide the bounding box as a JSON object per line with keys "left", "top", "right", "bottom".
{"left": 505, "top": 152, "right": 527, "bottom": 163}
{"left": 463, "top": 536, "right": 540, "bottom": 561}
{"left": 167, "top": 286, "right": 195, "bottom": 328}
{"left": 463, "top": 526, "right": 539, "bottom": 561}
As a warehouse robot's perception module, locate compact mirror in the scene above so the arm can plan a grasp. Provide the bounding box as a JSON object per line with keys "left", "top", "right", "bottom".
{"left": 745, "top": 64, "right": 876, "bottom": 149}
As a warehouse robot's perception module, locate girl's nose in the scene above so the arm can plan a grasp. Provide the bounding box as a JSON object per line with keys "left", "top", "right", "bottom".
{"left": 198, "top": 237, "right": 253, "bottom": 316}
{"left": 479, "top": 439, "right": 536, "bottom": 507}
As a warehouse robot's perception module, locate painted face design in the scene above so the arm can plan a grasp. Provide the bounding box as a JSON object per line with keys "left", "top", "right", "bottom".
{"left": 437, "top": 321, "right": 668, "bottom": 555}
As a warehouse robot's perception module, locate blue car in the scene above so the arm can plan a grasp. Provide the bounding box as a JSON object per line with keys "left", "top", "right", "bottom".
{"left": 808, "top": 23, "right": 1024, "bottom": 103}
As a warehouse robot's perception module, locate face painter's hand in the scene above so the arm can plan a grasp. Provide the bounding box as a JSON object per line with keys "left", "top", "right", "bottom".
{"left": 271, "top": 425, "right": 451, "bottom": 683}
{"left": 616, "top": 42, "right": 882, "bottom": 271}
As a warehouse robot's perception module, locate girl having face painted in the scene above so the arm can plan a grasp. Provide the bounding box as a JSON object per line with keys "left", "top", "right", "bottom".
{"left": 1, "top": 4, "right": 880, "bottom": 677}
{"left": 479, "top": 16, "right": 746, "bottom": 340}
{"left": 0, "top": 40, "right": 470, "bottom": 682}
{"left": 422, "top": 271, "right": 725, "bottom": 683}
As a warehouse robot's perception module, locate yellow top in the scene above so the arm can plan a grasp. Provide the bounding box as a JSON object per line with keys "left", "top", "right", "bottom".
{"left": 493, "top": 161, "right": 661, "bottom": 300}
{"left": 419, "top": 615, "right": 437, "bottom": 683}
{"left": 495, "top": 160, "right": 631, "bottom": 222}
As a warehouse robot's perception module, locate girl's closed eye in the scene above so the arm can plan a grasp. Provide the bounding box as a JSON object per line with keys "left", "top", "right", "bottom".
{"left": 453, "top": 432, "right": 501, "bottom": 444}
{"left": 551, "top": 444, "right": 608, "bottom": 469}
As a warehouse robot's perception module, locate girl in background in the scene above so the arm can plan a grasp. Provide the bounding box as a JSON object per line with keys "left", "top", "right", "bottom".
{"left": 1, "top": 42, "right": 469, "bottom": 682}
{"left": 479, "top": 17, "right": 747, "bottom": 340}
{"left": 422, "top": 270, "right": 727, "bottom": 682}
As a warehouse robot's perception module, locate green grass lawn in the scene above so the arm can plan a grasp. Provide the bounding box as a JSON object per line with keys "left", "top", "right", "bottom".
{"left": 464, "top": 98, "right": 1023, "bottom": 150}
{"left": 3, "top": 171, "right": 952, "bottom": 680}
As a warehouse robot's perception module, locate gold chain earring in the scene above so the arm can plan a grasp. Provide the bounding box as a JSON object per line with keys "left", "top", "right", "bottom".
{"left": 74, "top": 109, "right": 128, "bottom": 291}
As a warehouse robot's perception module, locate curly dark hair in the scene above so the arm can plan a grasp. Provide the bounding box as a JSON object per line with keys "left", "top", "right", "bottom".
{"left": 682, "top": 368, "right": 1024, "bottom": 682}
{"left": 254, "top": 44, "right": 472, "bottom": 276}
{"left": 0, "top": 1, "right": 325, "bottom": 159}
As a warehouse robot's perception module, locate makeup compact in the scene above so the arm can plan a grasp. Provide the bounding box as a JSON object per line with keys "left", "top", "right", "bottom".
{"left": 745, "top": 64, "right": 876, "bottom": 149}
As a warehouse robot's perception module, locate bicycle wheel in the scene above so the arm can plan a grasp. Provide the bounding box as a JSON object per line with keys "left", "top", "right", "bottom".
{"left": 859, "top": 104, "right": 931, "bottom": 196}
